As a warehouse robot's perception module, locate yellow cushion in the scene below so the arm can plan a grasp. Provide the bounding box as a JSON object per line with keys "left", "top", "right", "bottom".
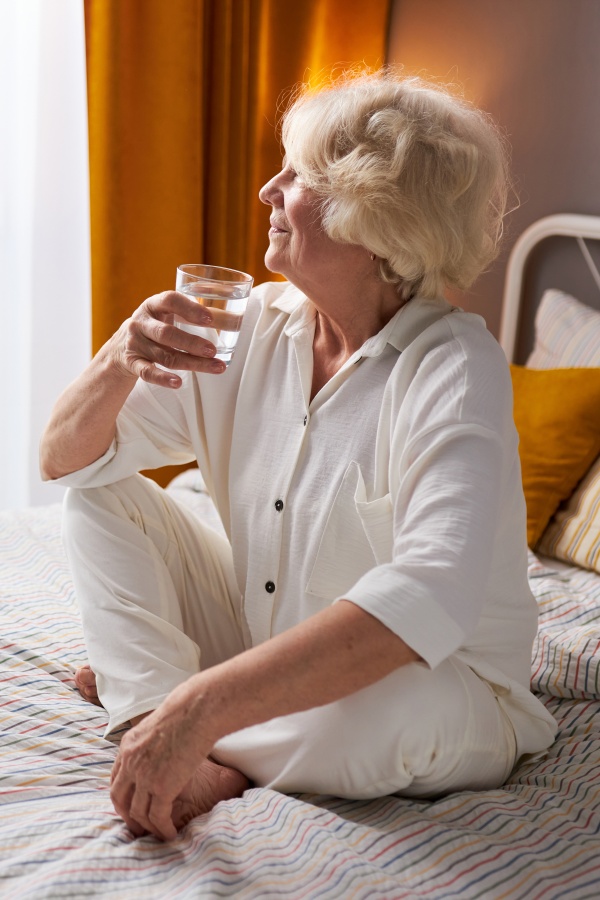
{"left": 510, "top": 365, "right": 600, "bottom": 547}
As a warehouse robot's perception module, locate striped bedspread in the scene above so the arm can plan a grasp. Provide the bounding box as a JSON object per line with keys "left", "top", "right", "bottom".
{"left": 1, "top": 503, "right": 600, "bottom": 899}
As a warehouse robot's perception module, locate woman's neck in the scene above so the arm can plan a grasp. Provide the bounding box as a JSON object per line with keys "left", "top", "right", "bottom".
{"left": 309, "top": 282, "right": 407, "bottom": 401}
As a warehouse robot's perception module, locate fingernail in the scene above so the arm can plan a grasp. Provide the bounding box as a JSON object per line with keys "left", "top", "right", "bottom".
{"left": 211, "top": 360, "right": 226, "bottom": 373}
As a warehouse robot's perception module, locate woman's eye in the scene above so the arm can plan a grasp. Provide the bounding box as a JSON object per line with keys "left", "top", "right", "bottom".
{"left": 282, "top": 159, "right": 296, "bottom": 176}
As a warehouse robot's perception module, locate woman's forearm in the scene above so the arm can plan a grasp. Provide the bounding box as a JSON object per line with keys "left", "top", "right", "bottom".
{"left": 174, "top": 600, "right": 421, "bottom": 746}
{"left": 39, "top": 335, "right": 138, "bottom": 480}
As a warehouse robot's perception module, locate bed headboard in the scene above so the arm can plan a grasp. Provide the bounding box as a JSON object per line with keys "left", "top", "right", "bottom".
{"left": 500, "top": 213, "right": 600, "bottom": 363}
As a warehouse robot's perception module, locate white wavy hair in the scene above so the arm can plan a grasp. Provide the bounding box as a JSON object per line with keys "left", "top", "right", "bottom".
{"left": 281, "top": 70, "right": 511, "bottom": 300}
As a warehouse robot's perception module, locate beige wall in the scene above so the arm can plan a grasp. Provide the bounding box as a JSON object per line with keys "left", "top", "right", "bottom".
{"left": 388, "top": 0, "right": 600, "bottom": 357}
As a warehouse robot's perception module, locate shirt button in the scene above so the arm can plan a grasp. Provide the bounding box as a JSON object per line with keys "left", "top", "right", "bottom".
{"left": 303, "top": 415, "right": 308, "bottom": 426}
{"left": 274, "top": 499, "right": 284, "bottom": 511}
{"left": 265, "top": 581, "right": 276, "bottom": 593}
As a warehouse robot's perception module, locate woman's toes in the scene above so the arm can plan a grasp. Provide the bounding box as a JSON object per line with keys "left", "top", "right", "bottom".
{"left": 75, "top": 665, "right": 104, "bottom": 707}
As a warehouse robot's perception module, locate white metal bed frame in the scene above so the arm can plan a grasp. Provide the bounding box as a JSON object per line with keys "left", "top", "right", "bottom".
{"left": 499, "top": 213, "right": 600, "bottom": 361}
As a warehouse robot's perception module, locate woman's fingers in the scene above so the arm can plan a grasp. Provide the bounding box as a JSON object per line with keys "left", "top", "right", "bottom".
{"left": 110, "top": 292, "right": 228, "bottom": 386}
{"left": 132, "top": 355, "right": 226, "bottom": 388}
{"left": 141, "top": 318, "right": 213, "bottom": 357}
{"left": 144, "top": 290, "right": 212, "bottom": 326}
{"left": 110, "top": 753, "right": 121, "bottom": 784}
{"left": 110, "top": 760, "right": 148, "bottom": 836}
{"left": 147, "top": 795, "right": 178, "bottom": 842}
{"left": 111, "top": 760, "right": 178, "bottom": 841}
{"left": 126, "top": 334, "right": 224, "bottom": 378}
{"left": 112, "top": 784, "right": 147, "bottom": 838}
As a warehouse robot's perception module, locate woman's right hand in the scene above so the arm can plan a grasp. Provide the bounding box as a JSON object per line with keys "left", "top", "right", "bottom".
{"left": 40, "top": 290, "right": 226, "bottom": 480}
{"left": 110, "top": 290, "right": 226, "bottom": 390}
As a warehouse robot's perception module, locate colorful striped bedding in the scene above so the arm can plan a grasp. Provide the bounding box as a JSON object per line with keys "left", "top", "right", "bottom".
{"left": 1, "top": 500, "right": 600, "bottom": 898}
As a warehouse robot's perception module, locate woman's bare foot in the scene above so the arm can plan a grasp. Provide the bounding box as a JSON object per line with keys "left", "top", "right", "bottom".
{"left": 75, "top": 668, "right": 248, "bottom": 829}
{"left": 75, "top": 664, "right": 104, "bottom": 708}
{"left": 171, "top": 759, "right": 249, "bottom": 830}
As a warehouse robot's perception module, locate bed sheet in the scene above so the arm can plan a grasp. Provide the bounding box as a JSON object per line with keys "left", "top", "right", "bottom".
{"left": 1, "top": 502, "right": 600, "bottom": 899}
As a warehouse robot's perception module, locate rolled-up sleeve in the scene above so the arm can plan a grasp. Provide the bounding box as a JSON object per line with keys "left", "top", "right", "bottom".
{"left": 51, "top": 379, "right": 197, "bottom": 489}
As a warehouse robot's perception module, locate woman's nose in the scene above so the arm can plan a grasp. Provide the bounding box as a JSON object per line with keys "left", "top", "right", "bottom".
{"left": 259, "top": 172, "right": 281, "bottom": 206}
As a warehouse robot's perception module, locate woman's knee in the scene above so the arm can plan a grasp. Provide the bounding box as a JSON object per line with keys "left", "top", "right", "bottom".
{"left": 62, "top": 484, "right": 114, "bottom": 541}
{"left": 63, "top": 476, "right": 163, "bottom": 535}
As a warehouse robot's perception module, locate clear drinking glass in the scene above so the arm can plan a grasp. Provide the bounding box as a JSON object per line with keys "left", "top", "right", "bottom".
{"left": 175, "top": 264, "right": 253, "bottom": 367}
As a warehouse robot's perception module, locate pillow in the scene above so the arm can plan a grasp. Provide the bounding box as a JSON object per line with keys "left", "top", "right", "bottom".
{"left": 527, "top": 289, "right": 600, "bottom": 368}
{"left": 510, "top": 364, "right": 600, "bottom": 547}
{"left": 537, "top": 456, "right": 600, "bottom": 572}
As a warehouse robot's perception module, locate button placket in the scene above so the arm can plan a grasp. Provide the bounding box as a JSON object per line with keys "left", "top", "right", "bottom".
{"left": 255, "top": 329, "right": 312, "bottom": 642}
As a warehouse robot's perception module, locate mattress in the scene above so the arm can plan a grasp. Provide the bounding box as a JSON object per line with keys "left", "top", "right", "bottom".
{"left": 1, "top": 499, "right": 600, "bottom": 899}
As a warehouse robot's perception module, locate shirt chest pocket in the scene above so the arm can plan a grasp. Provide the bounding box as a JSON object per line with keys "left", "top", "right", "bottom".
{"left": 306, "top": 461, "right": 393, "bottom": 600}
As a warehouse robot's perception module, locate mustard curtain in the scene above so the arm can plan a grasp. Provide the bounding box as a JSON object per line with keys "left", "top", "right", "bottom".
{"left": 84, "top": 0, "right": 390, "bottom": 483}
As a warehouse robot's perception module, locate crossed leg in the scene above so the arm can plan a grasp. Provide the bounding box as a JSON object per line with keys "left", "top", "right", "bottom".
{"left": 65, "top": 476, "right": 521, "bottom": 829}
{"left": 65, "top": 476, "right": 252, "bottom": 831}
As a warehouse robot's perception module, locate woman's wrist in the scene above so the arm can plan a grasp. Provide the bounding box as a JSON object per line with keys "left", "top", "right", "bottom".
{"left": 162, "top": 671, "right": 232, "bottom": 751}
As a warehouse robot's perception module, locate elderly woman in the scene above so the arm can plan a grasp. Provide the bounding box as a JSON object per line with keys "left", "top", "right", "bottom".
{"left": 41, "top": 71, "right": 556, "bottom": 842}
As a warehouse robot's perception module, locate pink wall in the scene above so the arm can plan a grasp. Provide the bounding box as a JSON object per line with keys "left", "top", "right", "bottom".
{"left": 388, "top": 0, "right": 600, "bottom": 353}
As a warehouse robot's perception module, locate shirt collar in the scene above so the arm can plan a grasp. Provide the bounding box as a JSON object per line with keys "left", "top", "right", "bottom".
{"left": 268, "top": 281, "right": 457, "bottom": 354}
{"left": 270, "top": 283, "right": 317, "bottom": 336}
{"left": 364, "top": 295, "right": 458, "bottom": 356}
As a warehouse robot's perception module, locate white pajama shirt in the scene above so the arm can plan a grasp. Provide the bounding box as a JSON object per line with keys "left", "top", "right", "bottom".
{"left": 56, "top": 281, "right": 556, "bottom": 775}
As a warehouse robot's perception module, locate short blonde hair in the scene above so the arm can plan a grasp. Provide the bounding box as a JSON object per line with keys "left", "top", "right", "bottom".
{"left": 281, "top": 70, "right": 511, "bottom": 300}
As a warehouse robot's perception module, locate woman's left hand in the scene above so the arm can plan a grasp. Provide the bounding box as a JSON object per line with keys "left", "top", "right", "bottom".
{"left": 110, "top": 683, "right": 213, "bottom": 841}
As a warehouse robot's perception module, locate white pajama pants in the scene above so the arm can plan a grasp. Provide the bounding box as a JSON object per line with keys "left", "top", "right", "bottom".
{"left": 63, "top": 474, "right": 517, "bottom": 800}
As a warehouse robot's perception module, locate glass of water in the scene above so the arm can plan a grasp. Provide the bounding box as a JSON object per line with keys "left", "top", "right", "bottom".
{"left": 175, "top": 264, "right": 253, "bottom": 367}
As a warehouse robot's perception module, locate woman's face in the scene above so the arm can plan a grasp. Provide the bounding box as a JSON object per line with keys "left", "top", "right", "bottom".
{"left": 259, "top": 160, "right": 400, "bottom": 329}
{"left": 259, "top": 163, "right": 330, "bottom": 286}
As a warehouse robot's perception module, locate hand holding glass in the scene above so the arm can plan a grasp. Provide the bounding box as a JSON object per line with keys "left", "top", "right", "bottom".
{"left": 175, "top": 264, "right": 253, "bottom": 367}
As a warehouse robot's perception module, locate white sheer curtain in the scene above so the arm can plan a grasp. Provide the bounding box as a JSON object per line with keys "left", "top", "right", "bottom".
{"left": 0, "top": 0, "right": 91, "bottom": 509}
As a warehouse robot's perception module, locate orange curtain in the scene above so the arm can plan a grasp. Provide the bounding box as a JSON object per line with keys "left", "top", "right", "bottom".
{"left": 84, "top": 0, "right": 390, "bottom": 483}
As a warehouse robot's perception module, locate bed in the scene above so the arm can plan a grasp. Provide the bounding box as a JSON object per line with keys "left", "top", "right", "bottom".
{"left": 2, "top": 215, "right": 600, "bottom": 898}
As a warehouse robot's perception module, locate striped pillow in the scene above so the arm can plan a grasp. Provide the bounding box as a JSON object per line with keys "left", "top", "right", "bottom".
{"left": 527, "top": 289, "right": 600, "bottom": 368}
{"left": 529, "top": 289, "right": 600, "bottom": 570}
{"left": 537, "top": 457, "right": 600, "bottom": 572}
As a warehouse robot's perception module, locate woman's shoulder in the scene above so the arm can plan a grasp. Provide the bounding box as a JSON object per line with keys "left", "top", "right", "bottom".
{"left": 390, "top": 300, "right": 513, "bottom": 434}
{"left": 396, "top": 294, "right": 500, "bottom": 358}
{"left": 442, "top": 308, "right": 511, "bottom": 394}
{"left": 393, "top": 297, "right": 506, "bottom": 374}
